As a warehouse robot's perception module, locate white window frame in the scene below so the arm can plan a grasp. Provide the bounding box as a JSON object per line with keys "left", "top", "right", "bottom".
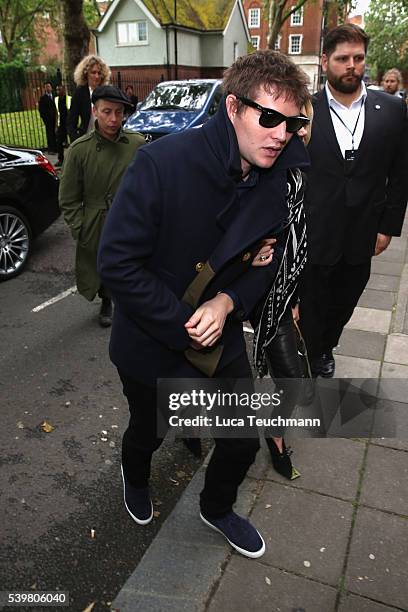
{"left": 289, "top": 34, "right": 302, "bottom": 54}
{"left": 248, "top": 7, "right": 261, "bottom": 28}
{"left": 233, "top": 42, "right": 239, "bottom": 60}
{"left": 290, "top": 5, "right": 304, "bottom": 26}
{"left": 116, "top": 20, "right": 148, "bottom": 46}
{"left": 274, "top": 34, "right": 281, "bottom": 50}
{"left": 251, "top": 36, "right": 260, "bottom": 50}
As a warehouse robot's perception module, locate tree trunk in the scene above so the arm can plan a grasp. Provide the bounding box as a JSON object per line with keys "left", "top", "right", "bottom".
{"left": 267, "top": 0, "right": 286, "bottom": 49}
{"left": 60, "top": 0, "right": 90, "bottom": 94}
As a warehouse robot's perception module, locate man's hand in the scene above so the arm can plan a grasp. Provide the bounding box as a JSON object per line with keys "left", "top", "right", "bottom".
{"left": 375, "top": 233, "right": 392, "bottom": 256}
{"left": 252, "top": 238, "right": 276, "bottom": 267}
{"left": 185, "top": 293, "right": 234, "bottom": 349}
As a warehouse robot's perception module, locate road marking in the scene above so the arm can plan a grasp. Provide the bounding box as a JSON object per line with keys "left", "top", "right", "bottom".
{"left": 243, "top": 325, "right": 254, "bottom": 334}
{"left": 32, "top": 286, "right": 77, "bottom": 312}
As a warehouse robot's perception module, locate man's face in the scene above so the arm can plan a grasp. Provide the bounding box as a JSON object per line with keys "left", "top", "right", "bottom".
{"left": 322, "top": 41, "right": 366, "bottom": 94}
{"left": 88, "top": 64, "right": 103, "bottom": 89}
{"left": 45, "top": 83, "right": 52, "bottom": 94}
{"left": 56, "top": 85, "right": 65, "bottom": 97}
{"left": 226, "top": 87, "right": 300, "bottom": 176}
{"left": 93, "top": 100, "right": 124, "bottom": 140}
{"left": 383, "top": 75, "right": 399, "bottom": 94}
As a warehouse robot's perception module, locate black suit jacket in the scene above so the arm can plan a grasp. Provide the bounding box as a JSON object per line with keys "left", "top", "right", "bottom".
{"left": 67, "top": 85, "right": 91, "bottom": 142}
{"left": 305, "top": 88, "right": 408, "bottom": 265}
{"left": 38, "top": 93, "right": 56, "bottom": 126}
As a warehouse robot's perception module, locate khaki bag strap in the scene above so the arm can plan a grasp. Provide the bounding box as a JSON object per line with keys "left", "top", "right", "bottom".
{"left": 182, "top": 261, "right": 224, "bottom": 377}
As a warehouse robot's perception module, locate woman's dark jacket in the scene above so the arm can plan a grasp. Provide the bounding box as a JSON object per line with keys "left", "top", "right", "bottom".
{"left": 67, "top": 85, "right": 91, "bottom": 142}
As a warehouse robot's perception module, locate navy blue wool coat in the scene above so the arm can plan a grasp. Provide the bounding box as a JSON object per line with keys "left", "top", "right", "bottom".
{"left": 98, "top": 99, "right": 309, "bottom": 383}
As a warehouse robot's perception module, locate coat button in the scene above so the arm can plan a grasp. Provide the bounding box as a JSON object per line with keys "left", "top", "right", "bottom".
{"left": 242, "top": 252, "right": 251, "bottom": 262}
{"left": 195, "top": 261, "right": 204, "bottom": 272}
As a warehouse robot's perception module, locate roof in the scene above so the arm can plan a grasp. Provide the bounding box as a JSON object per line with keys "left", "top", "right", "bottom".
{"left": 143, "top": 0, "right": 236, "bottom": 30}
{"left": 97, "top": 0, "right": 239, "bottom": 33}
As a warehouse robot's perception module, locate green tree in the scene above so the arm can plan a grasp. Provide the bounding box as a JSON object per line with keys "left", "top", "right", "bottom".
{"left": 263, "top": 0, "right": 310, "bottom": 49}
{"left": 365, "top": 0, "right": 408, "bottom": 78}
{"left": 263, "top": 0, "right": 357, "bottom": 49}
{"left": 0, "top": 0, "right": 56, "bottom": 62}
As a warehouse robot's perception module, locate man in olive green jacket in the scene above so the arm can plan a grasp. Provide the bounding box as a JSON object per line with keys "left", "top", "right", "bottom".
{"left": 59, "top": 85, "right": 145, "bottom": 326}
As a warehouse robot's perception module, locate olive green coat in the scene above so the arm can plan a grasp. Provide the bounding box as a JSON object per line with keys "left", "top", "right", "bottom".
{"left": 59, "top": 126, "right": 145, "bottom": 301}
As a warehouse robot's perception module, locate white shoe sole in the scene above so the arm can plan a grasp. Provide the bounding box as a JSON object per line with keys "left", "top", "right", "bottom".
{"left": 200, "top": 513, "right": 265, "bottom": 558}
{"left": 121, "top": 465, "right": 153, "bottom": 525}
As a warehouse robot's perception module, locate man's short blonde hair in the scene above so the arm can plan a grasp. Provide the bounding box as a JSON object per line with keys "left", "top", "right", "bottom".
{"left": 383, "top": 68, "right": 403, "bottom": 87}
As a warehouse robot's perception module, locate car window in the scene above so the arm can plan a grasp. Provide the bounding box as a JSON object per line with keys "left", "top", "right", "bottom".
{"left": 208, "top": 88, "right": 223, "bottom": 116}
{"left": 140, "top": 83, "right": 214, "bottom": 112}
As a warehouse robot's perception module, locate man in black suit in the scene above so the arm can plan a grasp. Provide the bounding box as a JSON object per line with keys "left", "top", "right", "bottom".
{"left": 38, "top": 81, "right": 57, "bottom": 153}
{"left": 98, "top": 50, "right": 310, "bottom": 558}
{"left": 300, "top": 24, "right": 408, "bottom": 377}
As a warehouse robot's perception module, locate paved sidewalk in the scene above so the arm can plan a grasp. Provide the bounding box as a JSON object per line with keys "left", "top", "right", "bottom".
{"left": 111, "top": 221, "right": 408, "bottom": 612}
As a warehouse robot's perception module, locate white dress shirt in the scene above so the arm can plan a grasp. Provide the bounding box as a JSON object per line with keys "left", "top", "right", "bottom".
{"left": 325, "top": 81, "right": 367, "bottom": 158}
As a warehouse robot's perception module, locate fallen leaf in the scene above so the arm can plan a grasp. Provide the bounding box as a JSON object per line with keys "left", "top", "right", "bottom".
{"left": 265, "top": 576, "right": 271, "bottom": 585}
{"left": 16, "top": 421, "right": 24, "bottom": 429}
{"left": 153, "top": 511, "right": 160, "bottom": 518}
{"left": 369, "top": 553, "right": 375, "bottom": 560}
{"left": 265, "top": 504, "right": 272, "bottom": 509}
{"left": 176, "top": 470, "right": 186, "bottom": 478}
{"left": 82, "top": 603, "right": 95, "bottom": 612}
{"left": 41, "top": 421, "right": 54, "bottom": 433}
{"left": 303, "top": 560, "right": 311, "bottom": 568}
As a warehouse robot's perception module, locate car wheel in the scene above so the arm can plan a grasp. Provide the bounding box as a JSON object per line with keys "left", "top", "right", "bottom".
{"left": 0, "top": 205, "right": 32, "bottom": 281}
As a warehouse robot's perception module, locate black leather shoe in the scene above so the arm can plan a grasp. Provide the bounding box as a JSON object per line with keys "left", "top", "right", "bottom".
{"left": 266, "top": 438, "right": 301, "bottom": 480}
{"left": 311, "top": 351, "right": 335, "bottom": 378}
{"left": 99, "top": 298, "right": 112, "bottom": 327}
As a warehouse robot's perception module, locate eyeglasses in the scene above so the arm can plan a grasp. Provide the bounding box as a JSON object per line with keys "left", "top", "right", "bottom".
{"left": 234, "top": 95, "right": 310, "bottom": 133}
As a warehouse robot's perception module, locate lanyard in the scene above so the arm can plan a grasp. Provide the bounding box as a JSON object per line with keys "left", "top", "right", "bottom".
{"left": 330, "top": 98, "right": 365, "bottom": 151}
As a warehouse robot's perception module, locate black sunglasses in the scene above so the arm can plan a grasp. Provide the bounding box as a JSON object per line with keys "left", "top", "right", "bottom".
{"left": 235, "top": 95, "right": 310, "bottom": 133}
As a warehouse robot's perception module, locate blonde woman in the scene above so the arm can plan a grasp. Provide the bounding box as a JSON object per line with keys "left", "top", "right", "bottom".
{"left": 251, "top": 100, "right": 313, "bottom": 479}
{"left": 67, "top": 55, "right": 111, "bottom": 142}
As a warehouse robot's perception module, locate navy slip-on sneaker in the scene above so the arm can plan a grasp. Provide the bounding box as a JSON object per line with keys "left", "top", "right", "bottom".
{"left": 200, "top": 511, "right": 265, "bottom": 558}
{"left": 121, "top": 465, "right": 153, "bottom": 525}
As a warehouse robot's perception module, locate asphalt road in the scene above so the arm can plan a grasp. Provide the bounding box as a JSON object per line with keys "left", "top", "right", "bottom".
{"left": 0, "top": 217, "right": 209, "bottom": 612}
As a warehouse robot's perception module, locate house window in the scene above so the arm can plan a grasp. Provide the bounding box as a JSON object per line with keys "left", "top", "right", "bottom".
{"left": 274, "top": 34, "right": 281, "bottom": 50}
{"left": 289, "top": 34, "right": 302, "bottom": 54}
{"left": 116, "top": 21, "right": 148, "bottom": 45}
{"left": 248, "top": 7, "right": 260, "bottom": 28}
{"left": 290, "top": 6, "right": 304, "bottom": 26}
{"left": 251, "top": 36, "right": 260, "bottom": 50}
{"left": 233, "top": 42, "right": 239, "bottom": 60}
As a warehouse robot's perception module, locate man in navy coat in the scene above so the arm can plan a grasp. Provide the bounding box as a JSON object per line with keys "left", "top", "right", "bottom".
{"left": 98, "top": 50, "right": 310, "bottom": 558}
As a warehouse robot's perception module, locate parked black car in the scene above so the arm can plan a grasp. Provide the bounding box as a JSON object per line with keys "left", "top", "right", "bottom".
{"left": 0, "top": 145, "right": 60, "bottom": 281}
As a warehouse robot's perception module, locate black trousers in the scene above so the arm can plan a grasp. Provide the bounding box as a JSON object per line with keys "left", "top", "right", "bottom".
{"left": 119, "top": 353, "right": 260, "bottom": 518}
{"left": 299, "top": 258, "right": 371, "bottom": 361}
{"left": 265, "top": 307, "right": 303, "bottom": 379}
{"left": 56, "top": 123, "right": 67, "bottom": 163}
{"left": 44, "top": 120, "right": 56, "bottom": 152}
{"left": 263, "top": 306, "right": 304, "bottom": 436}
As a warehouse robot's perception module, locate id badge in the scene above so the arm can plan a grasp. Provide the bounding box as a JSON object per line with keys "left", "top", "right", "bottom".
{"left": 345, "top": 149, "right": 357, "bottom": 162}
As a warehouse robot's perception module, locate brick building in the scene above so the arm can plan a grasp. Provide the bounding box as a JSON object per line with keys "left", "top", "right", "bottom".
{"left": 243, "top": 0, "right": 338, "bottom": 91}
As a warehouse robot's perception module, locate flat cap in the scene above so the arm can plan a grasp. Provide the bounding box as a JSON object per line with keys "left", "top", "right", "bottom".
{"left": 91, "top": 85, "right": 134, "bottom": 109}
